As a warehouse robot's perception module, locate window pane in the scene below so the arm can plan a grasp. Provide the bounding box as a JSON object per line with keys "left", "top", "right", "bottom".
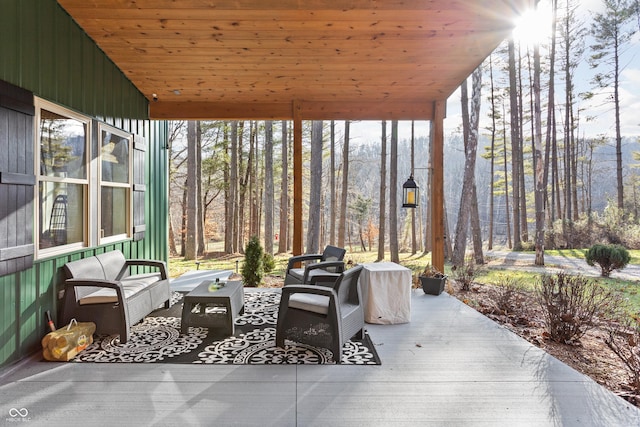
{"left": 39, "top": 182, "right": 85, "bottom": 249}
{"left": 101, "top": 187, "right": 129, "bottom": 238}
{"left": 101, "top": 130, "right": 129, "bottom": 183}
{"left": 39, "top": 110, "right": 87, "bottom": 179}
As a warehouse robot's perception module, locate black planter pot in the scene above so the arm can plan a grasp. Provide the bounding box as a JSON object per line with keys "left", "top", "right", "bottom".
{"left": 420, "top": 276, "right": 446, "bottom": 295}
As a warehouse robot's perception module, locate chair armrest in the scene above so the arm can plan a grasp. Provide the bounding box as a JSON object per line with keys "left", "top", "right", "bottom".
{"left": 126, "top": 259, "right": 168, "bottom": 279}
{"left": 303, "top": 261, "right": 344, "bottom": 283}
{"left": 305, "top": 260, "right": 344, "bottom": 272}
{"left": 308, "top": 273, "right": 341, "bottom": 288}
{"left": 64, "top": 278, "right": 126, "bottom": 303}
{"left": 286, "top": 254, "right": 323, "bottom": 270}
{"left": 281, "top": 284, "right": 337, "bottom": 299}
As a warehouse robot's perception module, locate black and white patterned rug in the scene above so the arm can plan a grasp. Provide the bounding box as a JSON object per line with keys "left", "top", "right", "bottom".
{"left": 71, "top": 291, "right": 380, "bottom": 365}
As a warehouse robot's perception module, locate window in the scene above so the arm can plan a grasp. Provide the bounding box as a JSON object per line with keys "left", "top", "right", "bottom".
{"left": 99, "top": 124, "right": 132, "bottom": 243}
{"left": 35, "top": 99, "right": 136, "bottom": 258}
{"left": 37, "top": 101, "right": 89, "bottom": 253}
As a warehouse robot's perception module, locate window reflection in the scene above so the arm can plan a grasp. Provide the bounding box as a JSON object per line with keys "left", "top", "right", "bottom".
{"left": 101, "top": 131, "right": 129, "bottom": 183}
{"left": 101, "top": 187, "right": 129, "bottom": 238}
{"left": 40, "top": 110, "right": 86, "bottom": 179}
{"left": 39, "top": 183, "right": 84, "bottom": 249}
{"left": 99, "top": 126, "right": 132, "bottom": 242}
{"left": 38, "top": 108, "right": 88, "bottom": 251}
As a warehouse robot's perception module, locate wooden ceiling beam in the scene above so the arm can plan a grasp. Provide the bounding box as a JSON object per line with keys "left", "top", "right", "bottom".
{"left": 149, "top": 100, "right": 436, "bottom": 120}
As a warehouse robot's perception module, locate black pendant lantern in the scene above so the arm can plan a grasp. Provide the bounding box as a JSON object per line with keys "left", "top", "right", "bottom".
{"left": 402, "top": 174, "right": 419, "bottom": 208}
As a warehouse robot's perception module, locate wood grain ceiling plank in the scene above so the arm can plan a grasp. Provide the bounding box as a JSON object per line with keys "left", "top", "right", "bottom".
{"left": 94, "top": 39, "right": 492, "bottom": 54}
{"left": 64, "top": 8, "right": 516, "bottom": 24}
{"left": 85, "top": 28, "right": 488, "bottom": 41}
{"left": 58, "top": 0, "right": 510, "bottom": 12}
{"left": 107, "top": 48, "right": 482, "bottom": 59}
{"left": 77, "top": 14, "right": 508, "bottom": 32}
{"left": 119, "top": 62, "right": 467, "bottom": 71}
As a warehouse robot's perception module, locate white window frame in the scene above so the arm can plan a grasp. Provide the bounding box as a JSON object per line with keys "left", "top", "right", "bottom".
{"left": 34, "top": 98, "right": 135, "bottom": 259}
{"left": 97, "top": 122, "right": 133, "bottom": 245}
{"left": 34, "top": 98, "right": 91, "bottom": 259}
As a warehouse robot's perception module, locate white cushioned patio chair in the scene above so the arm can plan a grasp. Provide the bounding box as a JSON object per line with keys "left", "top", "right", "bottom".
{"left": 275, "top": 265, "right": 364, "bottom": 363}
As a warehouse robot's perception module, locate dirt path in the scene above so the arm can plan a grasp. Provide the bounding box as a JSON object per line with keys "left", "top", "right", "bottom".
{"left": 485, "top": 250, "right": 640, "bottom": 281}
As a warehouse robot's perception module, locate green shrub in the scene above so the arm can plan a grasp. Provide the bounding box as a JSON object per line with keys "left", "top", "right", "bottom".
{"left": 242, "top": 236, "right": 264, "bottom": 287}
{"left": 263, "top": 252, "right": 276, "bottom": 273}
{"left": 585, "top": 243, "right": 631, "bottom": 277}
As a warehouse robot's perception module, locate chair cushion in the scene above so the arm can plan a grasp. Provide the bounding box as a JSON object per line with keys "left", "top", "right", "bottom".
{"left": 288, "top": 268, "right": 305, "bottom": 281}
{"left": 78, "top": 273, "right": 163, "bottom": 305}
{"left": 289, "top": 293, "right": 330, "bottom": 315}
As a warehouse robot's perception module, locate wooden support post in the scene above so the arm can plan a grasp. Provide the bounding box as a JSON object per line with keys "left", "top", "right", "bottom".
{"left": 292, "top": 101, "right": 303, "bottom": 256}
{"left": 430, "top": 100, "right": 446, "bottom": 272}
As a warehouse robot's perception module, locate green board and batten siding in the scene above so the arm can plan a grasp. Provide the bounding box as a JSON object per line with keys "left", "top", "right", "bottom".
{"left": 0, "top": 0, "right": 169, "bottom": 368}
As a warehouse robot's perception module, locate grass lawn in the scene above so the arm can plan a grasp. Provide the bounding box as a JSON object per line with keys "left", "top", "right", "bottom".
{"left": 168, "top": 247, "right": 640, "bottom": 312}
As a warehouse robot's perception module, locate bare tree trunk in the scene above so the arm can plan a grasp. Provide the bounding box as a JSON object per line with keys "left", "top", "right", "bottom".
{"left": 508, "top": 38, "right": 522, "bottom": 249}
{"left": 469, "top": 70, "right": 484, "bottom": 264}
{"left": 410, "top": 121, "right": 417, "bottom": 254}
{"left": 306, "top": 121, "right": 323, "bottom": 253}
{"left": 180, "top": 181, "right": 187, "bottom": 256}
{"left": 389, "top": 120, "right": 399, "bottom": 263}
{"left": 330, "top": 120, "right": 337, "bottom": 246}
{"left": 470, "top": 186, "right": 484, "bottom": 264}
{"left": 238, "top": 122, "right": 248, "bottom": 253}
{"left": 249, "top": 121, "right": 259, "bottom": 238}
{"left": 443, "top": 200, "right": 453, "bottom": 261}
{"left": 278, "top": 120, "right": 289, "bottom": 253}
{"left": 533, "top": 17, "right": 546, "bottom": 266}
{"left": 544, "top": 0, "right": 558, "bottom": 227}
{"left": 231, "top": 122, "right": 240, "bottom": 253}
{"left": 168, "top": 211, "right": 178, "bottom": 256}
{"left": 167, "top": 120, "right": 184, "bottom": 257}
{"left": 338, "top": 121, "right": 350, "bottom": 248}
{"left": 196, "top": 121, "right": 205, "bottom": 256}
{"left": 488, "top": 55, "right": 496, "bottom": 250}
{"left": 224, "top": 123, "right": 234, "bottom": 254}
{"left": 502, "top": 101, "right": 513, "bottom": 249}
{"left": 377, "top": 120, "right": 387, "bottom": 261}
{"left": 571, "top": 115, "right": 579, "bottom": 220}
{"left": 424, "top": 121, "right": 432, "bottom": 255}
{"left": 564, "top": 48, "right": 573, "bottom": 248}
{"left": 517, "top": 47, "right": 528, "bottom": 244}
{"left": 287, "top": 125, "right": 292, "bottom": 252}
{"left": 453, "top": 77, "right": 470, "bottom": 266}
{"left": 453, "top": 68, "right": 482, "bottom": 266}
{"left": 264, "top": 121, "right": 274, "bottom": 255}
{"left": 553, "top": 130, "right": 562, "bottom": 222}
{"left": 185, "top": 121, "right": 198, "bottom": 260}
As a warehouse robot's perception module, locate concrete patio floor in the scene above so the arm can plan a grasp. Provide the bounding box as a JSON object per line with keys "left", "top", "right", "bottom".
{"left": 2, "top": 288, "right": 639, "bottom": 426}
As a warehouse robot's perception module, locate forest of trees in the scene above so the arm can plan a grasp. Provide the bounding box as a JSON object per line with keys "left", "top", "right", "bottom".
{"left": 168, "top": 0, "right": 640, "bottom": 267}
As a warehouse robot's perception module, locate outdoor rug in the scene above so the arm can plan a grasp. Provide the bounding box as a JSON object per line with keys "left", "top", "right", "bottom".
{"left": 71, "top": 291, "right": 381, "bottom": 365}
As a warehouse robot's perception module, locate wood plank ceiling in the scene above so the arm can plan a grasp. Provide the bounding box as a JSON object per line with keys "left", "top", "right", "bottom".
{"left": 57, "top": 0, "right": 528, "bottom": 120}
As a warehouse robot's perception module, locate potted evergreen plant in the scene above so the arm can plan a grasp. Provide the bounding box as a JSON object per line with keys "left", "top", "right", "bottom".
{"left": 418, "top": 264, "right": 447, "bottom": 295}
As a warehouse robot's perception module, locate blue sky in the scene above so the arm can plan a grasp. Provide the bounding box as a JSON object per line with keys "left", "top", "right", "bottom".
{"left": 350, "top": 0, "right": 640, "bottom": 145}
